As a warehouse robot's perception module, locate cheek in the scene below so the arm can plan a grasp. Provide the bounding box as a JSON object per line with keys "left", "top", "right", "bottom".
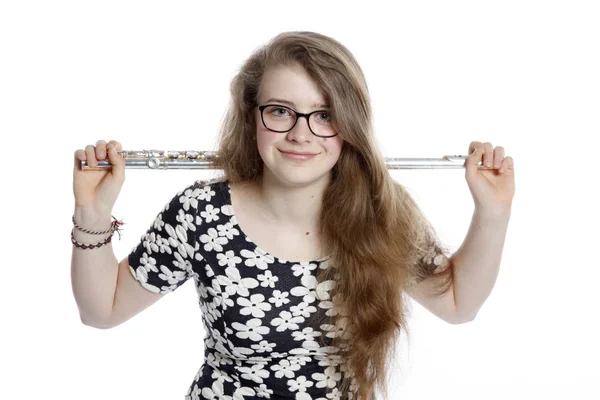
{"left": 257, "top": 129, "right": 278, "bottom": 142}
{"left": 322, "top": 137, "right": 344, "bottom": 158}
{"left": 256, "top": 126, "right": 281, "bottom": 152}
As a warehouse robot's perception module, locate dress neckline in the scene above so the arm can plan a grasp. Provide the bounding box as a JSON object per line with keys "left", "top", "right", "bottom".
{"left": 223, "top": 180, "right": 331, "bottom": 265}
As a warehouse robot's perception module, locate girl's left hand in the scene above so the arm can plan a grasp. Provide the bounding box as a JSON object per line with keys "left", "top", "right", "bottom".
{"left": 465, "top": 141, "right": 515, "bottom": 214}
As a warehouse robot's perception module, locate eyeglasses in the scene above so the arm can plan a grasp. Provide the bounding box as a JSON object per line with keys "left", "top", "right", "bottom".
{"left": 257, "top": 104, "right": 339, "bottom": 138}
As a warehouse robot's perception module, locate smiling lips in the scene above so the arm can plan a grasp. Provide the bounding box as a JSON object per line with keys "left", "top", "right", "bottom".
{"left": 279, "top": 149, "right": 317, "bottom": 161}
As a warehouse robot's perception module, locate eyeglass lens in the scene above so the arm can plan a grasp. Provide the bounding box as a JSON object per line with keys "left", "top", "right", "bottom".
{"left": 262, "top": 105, "right": 336, "bottom": 137}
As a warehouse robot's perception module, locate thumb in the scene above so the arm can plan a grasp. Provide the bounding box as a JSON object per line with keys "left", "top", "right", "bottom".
{"left": 73, "top": 150, "right": 85, "bottom": 176}
{"left": 107, "top": 147, "right": 125, "bottom": 182}
{"left": 465, "top": 148, "right": 481, "bottom": 179}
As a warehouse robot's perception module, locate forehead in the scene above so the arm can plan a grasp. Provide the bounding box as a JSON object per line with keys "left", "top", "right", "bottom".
{"left": 258, "top": 64, "right": 328, "bottom": 108}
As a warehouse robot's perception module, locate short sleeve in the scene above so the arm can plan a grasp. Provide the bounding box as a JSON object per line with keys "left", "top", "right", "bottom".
{"left": 127, "top": 181, "right": 202, "bottom": 294}
{"left": 415, "top": 242, "right": 450, "bottom": 283}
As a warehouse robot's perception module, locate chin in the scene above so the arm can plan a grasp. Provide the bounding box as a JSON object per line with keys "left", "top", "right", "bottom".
{"left": 271, "top": 170, "right": 332, "bottom": 187}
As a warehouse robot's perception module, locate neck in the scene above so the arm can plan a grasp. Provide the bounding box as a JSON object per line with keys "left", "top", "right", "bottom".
{"left": 253, "top": 171, "right": 330, "bottom": 228}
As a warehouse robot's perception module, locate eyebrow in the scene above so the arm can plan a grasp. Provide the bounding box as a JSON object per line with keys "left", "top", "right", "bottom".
{"left": 265, "top": 98, "right": 329, "bottom": 109}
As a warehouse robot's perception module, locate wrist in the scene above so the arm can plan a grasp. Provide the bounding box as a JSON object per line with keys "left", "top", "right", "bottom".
{"left": 73, "top": 208, "right": 113, "bottom": 230}
{"left": 473, "top": 207, "right": 511, "bottom": 222}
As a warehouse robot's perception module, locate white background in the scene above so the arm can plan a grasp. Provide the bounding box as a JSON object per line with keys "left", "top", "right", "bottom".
{"left": 1, "top": 1, "right": 599, "bottom": 399}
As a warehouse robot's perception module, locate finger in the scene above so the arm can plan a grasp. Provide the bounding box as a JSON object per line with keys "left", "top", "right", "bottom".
{"left": 466, "top": 147, "right": 482, "bottom": 166}
{"left": 74, "top": 149, "right": 85, "bottom": 172}
{"left": 107, "top": 140, "right": 123, "bottom": 152}
{"left": 493, "top": 146, "right": 505, "bottom": 169}
{"left": 74, "top": 149, "right": 86, "bottom": 161}
{"left": 96, "top": 140, "right": 108, "bottom": 160}
{"left": 499, "top": 156, "right": 514, "bottom": 173}
{"left": 483, "top": 142, "right": 494, "bottom": 167}
{"left": 107, "top": 145, "right": 125, "bottom": 181}
{"left": 85, "top": 145, "right": 97, "bottom": 167}
{"left": 468, "top": 141, "right": 482, "bottom": 155}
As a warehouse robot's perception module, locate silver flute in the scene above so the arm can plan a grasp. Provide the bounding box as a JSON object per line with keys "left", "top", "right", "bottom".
{"left": 81, "top": 150, "right": 491, "bottom": 170}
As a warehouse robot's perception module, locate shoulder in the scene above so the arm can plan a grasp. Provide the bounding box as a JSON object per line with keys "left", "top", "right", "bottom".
{"left": 163, "top": 176, "right": 229, "bottom": 212}
{"left": 173, "top": 176, "right": 229, "bottom": 197}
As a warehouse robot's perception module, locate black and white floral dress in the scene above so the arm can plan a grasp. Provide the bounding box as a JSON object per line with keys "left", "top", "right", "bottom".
{"left": 128, "top": 177, "right": 445, "bottom": 399}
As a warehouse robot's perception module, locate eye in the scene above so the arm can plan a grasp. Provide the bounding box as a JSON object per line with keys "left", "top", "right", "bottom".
{"left": 271, "top": 107, "right": 290, "bottom": 117}
{"left": 315, "top": 111, "right": 331, "bottom": 122}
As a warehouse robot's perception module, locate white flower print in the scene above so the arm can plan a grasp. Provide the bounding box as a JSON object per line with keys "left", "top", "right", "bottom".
{"left": 153, "top": 233, "right": 172, "bottom": 254}
{"left": 201, "top": 380, "right": 232, "bottom": 400}
{"left": 248, "top": 355, "right": 272, "bottom": 364}
{"left": 205, "top": 264, "right": 215, "bottom": 277}
{"left": 292, "top": 327, "right": 322, "bottom": 342}
{"left": 231, "top": 318, "right": 270, "bottom": 341}
{"left": 164, "top": 222, "right": 195, "bottom": 258}
{"left": 257, "top": 270, "right": 278, "bottom": 288}
{"left": 173, "top": 250, "right": 193, "bottom": 274}
{"left": 201, "top": 227, "right": 228, "bottom": 252}
{"left": 177, "top": 208, "right": 197, "bottom": 232}
{"left": 271, "top": 359, "right": 301, "bottom": 379}
{"left": 185, "top": 383, "right": 201, "bottom": 400}
{"left": 217, "top": 222, "right": 240, "bottom": 240}
{"left": 217, "top": 250, "right": 242, "bottom": 268}
{"left": 142, "top": 232, "right": 160, "bottom": 255}
{"left": 152, "top": 213, "right": 165, "bottom": 231}
{"left": 254, "top": 383, "right": 273, "bottom": 398}
{"left": 179, "top": 187, "right": 202, "bottom": 211}
{"left": 139, "top": 252, "right": 159, "bottom": 273}
{"left": 312, "top": 366, "right": 341, "bottom": 389}
{"left": 291, "top": 262, "right": 317, "bottom": 277}
{"left": 315, "top": 354, "right": 343, "bottom": 368}
{"left": 216, "top": 266, "right": 259, "bottom": 297}
{"left": 130, "top": 266, "right": 169, "bottom": 293}
{"left": 422, "top": 243, "right": 438, "bottom": 265}
{"left": 288, "top": 354, "right": 313, "bottom": 367}
{"left": 157, "top": 265, "right": 187, "bottom": 285}
{"left": 210, "top": 368, "right": 234, "bottom": 384}
{"left": 301, "top": 340, "right": 321, "bottom": 352}
{"left": 233, "top": 386, "right": 256, "bottom": 400}
{"left": 290, "top": 275, "right": 320, "bottom": 303}
{"left": 201, "top": 204, "right": 221, "bottom": 223}
{"left": 269, "top": 290, "right": 290, "bottom": 307}
{"left": 238, "top": 363, "right": 270, "bottom": 384}
{"left": 241, "top": 248, "right": 275, "bottom": 270}
{"left": 314, "top": 280, "right": 335, "bottom": 301}
{"left": 271, "top": 311, "right": 304, "bottom": 332}
{"left": 326, "top": 388, "right": 343, "bottom": 400}
{"left": 251, "top": 340, "right": 276, "bottom": 354}
{"left": 290, "top": 302, "right": 317, "bottom": 318}
{"left": 237, "top": 294, "right": 272, "bottom": 318}
{"left": 201, "top": 301, "right": 220, "bottom": 326}
{"left": 207, "top": 278, "right": 235, "bottom": 311}
{"left": 221, "top": 203, "right": 234, "bottom": 216}
{"left": 230, "top": 346, "right": 254, "bottom": 359}
{"left": 196, "top": 185, "right": 216, "bottom": 202}
{"left": 287, "top": 375, "right": 314, "bottom": 392}
{"left": 321, "top": 316, "right": 349, "bottom": 339}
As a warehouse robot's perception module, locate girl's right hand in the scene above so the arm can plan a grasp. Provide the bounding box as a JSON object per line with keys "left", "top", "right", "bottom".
{"left": 73, "top": 140, "right": 126, "bottom": 218}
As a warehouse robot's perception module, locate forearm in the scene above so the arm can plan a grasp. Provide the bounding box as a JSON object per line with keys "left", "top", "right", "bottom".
{"left": 450, "top": 208, "right": 511, "bottom": 320}
{"left": 70, "top": 209, "right": 119, "bottom": 327}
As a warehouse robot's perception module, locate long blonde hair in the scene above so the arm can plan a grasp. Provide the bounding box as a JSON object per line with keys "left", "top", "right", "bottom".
{"left": 211, "top": 31, "right": 453, "bottom": 400}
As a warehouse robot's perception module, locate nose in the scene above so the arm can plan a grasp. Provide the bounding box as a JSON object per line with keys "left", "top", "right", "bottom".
{"left": 287, "top": 115, "right": 312, "bottom": 142}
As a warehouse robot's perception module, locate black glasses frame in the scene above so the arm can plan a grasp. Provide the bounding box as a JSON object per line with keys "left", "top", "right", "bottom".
{"left": 257, "top": 104, "right": 339, "bottom": 138}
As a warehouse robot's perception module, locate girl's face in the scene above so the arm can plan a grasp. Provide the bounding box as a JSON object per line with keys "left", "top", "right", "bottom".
{"left": 255, "top": 63, "right": 344, "bottom": 188}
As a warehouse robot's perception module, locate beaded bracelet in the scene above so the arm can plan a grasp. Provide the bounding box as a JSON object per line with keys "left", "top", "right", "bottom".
{"left": 71, "top": 228, "right": 114, "bottom": 249}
